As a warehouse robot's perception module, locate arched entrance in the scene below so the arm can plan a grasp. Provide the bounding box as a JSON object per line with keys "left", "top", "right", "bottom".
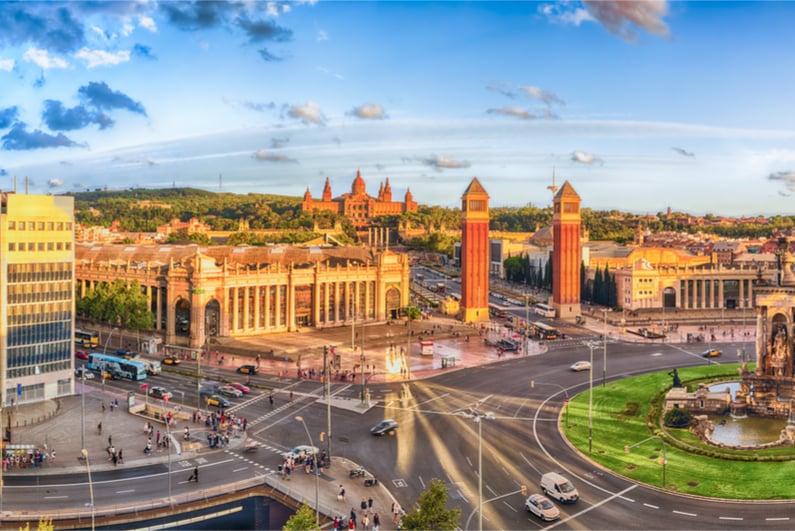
{"left": 205, "top": 300, "right": 220, "bottom": 337}
{"left": 385, "top": 287, "right": 401, "bottom": 319}
{"left": 767, "top": 313, "right": 791, "bottom": 377}
{"left": 175, "top": 298, "right": 191, "bottom": 337}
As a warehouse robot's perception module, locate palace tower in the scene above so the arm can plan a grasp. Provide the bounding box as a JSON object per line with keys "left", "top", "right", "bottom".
{"left": 552, "top": 181, "right": 582, "bottom": 319}
{"left": 460, "top": 178, "right": 490, "bottom": 323}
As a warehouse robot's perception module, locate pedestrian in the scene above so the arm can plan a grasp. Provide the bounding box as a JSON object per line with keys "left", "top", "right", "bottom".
{"left": 97, "top": 421, "right": 102, "bottom": 435}
{"left": 361, "top": 497, "right": 367, "bottom": 511}
{"left": 368, "top": 496, "right": 373, "bottom": 509}
{"left": 50, "top": 449, "right": 56, "bottom": 462}
{"left": 269, "top": 394, "right": 274, "bottom": 407}
{"left": 350, "top": 508, "right": 357, "bottom": 528}
{"left": 362, "top": 512, "right": 369, "bottom": 531}
{"left": 188, "top": 466, "right": 199, "bottom": 482}
{"left": 118, "top": 448, "right": 123, "bottom": 464}
{"left": 108, "top": 435, "right": 112, "bottom": 447}
{"left": 338, "top": 484, "right": 346, "bottom": 501}
{"left": 373, "top": 512, "right": 380, "bottom": 531}
{"left": 102, "top": 402, "right": 106, "bottom": 413}
{"left": 392, "top": 502, "right": 400, "bottom": 524}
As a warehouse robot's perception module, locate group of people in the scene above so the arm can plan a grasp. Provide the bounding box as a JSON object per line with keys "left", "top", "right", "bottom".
{"left": 1, "top": 447, "right": 54, "bottom": 469}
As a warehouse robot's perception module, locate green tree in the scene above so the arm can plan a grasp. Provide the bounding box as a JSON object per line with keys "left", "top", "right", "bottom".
{"left": 282, "top": 504, "right": 319, "bottom": 531}
{"left": 77, "top": 279, "right": 155, "bottom": 332}
{"left": 664, "top": 407, "right": 693, "bottom": 428}
{"left": 401, "top": 478, "right": 460, "bottom": 531}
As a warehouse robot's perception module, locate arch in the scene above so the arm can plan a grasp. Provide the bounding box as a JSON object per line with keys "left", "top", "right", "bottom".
{"left": 205, "top": 299, "right": 221, "bottom": 337}
{"left": 175, "top": 298, "right": 191, "bottom": 337}
{"left": 768, "top": 313, "right": 790, "bottom": 377}
{"left": 385, "top": 287, "right": 401, "bottom": 320}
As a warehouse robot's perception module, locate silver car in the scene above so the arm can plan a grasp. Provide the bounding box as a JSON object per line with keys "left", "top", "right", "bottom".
{"left": 525, "top": 494, "right": 560, "bottom": 521}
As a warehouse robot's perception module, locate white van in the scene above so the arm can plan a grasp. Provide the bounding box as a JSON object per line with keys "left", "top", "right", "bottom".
{"left": 147, "top": 361, "right": 162, "bottom": 375}
{"left": 540, "top": 472, "right": 579, "bottom": 503}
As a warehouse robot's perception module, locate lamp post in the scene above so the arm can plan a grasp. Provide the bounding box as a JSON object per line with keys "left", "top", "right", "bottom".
{"left": 80, "top": 370, "right": 87, "bottom": 454}
{"left": 524, "top": 292, "right": 530, "bottom": 354}
{"left": 295, "top": 416, "right": 319, "bottom": 525}
{"left": 102, "top": 327, "right": 119, "bottom": 354}
{"left": 323, "top": 345, "right": 332, "bottom": 462}
{"left": 626, "top": 435, "right": 666, "bottom": 488}
{"left": 602, "top": 309, "right": 608, "bottom": 387}
{"left": 81, "top": 449, "right": 95, "bottom": 531}
{"left": 584, "top": 341, "right": 599, "bottom": 453}
{"left": 467, "top": 410, "right": 495, "bottom": 531}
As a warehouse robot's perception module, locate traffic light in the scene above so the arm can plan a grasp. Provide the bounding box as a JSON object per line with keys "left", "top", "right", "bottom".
{"left": 520, "top": 484, "right": 527, "bottom": 496}
{"left": 320, "top": 432, "right": 326, "bottom": 442}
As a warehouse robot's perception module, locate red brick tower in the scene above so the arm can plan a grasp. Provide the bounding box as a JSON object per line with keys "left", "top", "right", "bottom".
{"left": 460, "top": 177, "right": 490, "bottom": 323}
{"left": 552, "top": 181, "right": 582, "bottom": 319}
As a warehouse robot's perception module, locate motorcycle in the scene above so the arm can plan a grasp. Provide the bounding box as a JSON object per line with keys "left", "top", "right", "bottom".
{"left": 349, "top": 466, "right": 366, "bottom": 478}
{"left": 364, "top": 477, "right": 379, "bottom": 487}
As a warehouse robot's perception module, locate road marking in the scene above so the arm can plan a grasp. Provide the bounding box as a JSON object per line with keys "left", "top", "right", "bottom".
{"left": 546, "top": 485, "right": 637, "bottom": 529}
{"left": 719, "top": 516, "right": 743, "bottom": 521}
{"left": 233, "top": 466, "right": 248, "bottom": 472}
{"left": 116, "top": 489, "right": 135, "bottom": 494}
{"left": 766, "top": 517, "right": 790, "bottom": 521}
{"left": 44, "top": 496, "right": 68, "bottom": 499}
{"left": 392, "top": 479, "right": 407, "bottom": 488}
{"left": 643, "top": 503, "right": 659, "bottom": 509}
{"left": 672, "top": 510, "right": 697, "bottom": 517}
{"left": 502, "top": 500, "right": 518, "bottom": 512}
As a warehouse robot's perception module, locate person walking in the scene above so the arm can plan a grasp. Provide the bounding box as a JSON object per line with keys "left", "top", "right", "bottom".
{"left": 360, "top": 497, "right": 367, "bottom": 511}
{"left": 349, "top": 508, "right": 356, "bottom": 529}
{"left": 338, "top": 484, "right": 346, "bottom": 501}
{"left": 361, "top": 512, "right": 369, "bottom": 531}
{"left": 188, "top": 466, "right": 199, "bottom": 482}
{"left": 118, "top": 448, "right": 123, "bottom": 464}
{"left": 368, "top": 496, "right": 373, "bottom": 509}
{"left": 372, "top": 512, "right": 380, "bottom": 531}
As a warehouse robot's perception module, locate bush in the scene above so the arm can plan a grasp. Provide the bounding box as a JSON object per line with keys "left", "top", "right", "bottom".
{"left": 664, "top": 407, "right": 692, "bottom": 428}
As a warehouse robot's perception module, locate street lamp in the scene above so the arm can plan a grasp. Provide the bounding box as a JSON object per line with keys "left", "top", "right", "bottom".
{"left": 602, "top": 309, "right": 608, "bottom": 387}
{"left": 584, "top": 341, "right": 599, "bottom": 454}
{"left": 81, "top": 449, "right": 96, "bottom": 531}
{"left": 626, "top": 435, "right": 666, "bottom": 487}
{"left": 102, "top": 327, "right": 119, "bottom": 354}
{"left": 463, "top": 410, "right": 495, "bottom": 531}
{"left": 295, "top": 416, "right": 319, "bottom": 525}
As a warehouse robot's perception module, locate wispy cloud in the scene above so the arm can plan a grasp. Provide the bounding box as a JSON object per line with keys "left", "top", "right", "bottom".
{"left": 316, "top": 30, "right": 328, "bottom": 42}
{"left": 419, "top": 154, "right": 471, "bottom": 171}
{"left": 78, "top": 81, "right": 146, "bottom": 116}
{"left": 271, "top": 137, "right": 289, "bottom": 148}
{"left": 769, "top": 170, "right": 795, "bottom": 192}
{"left": 487, "top": 107, "right": 535, "bottom": 120}
{"left": 48, "top": 178, "right": 64, "bottom": 188}
{"left": 519, "top": 86, "right": 565, "bottom": 106}
{"left": 671, "top": 146, "right": 694, "bottom": 157}
{"left": 0, "top": 57, "right": 14, "bottom": 71}
{"left": 348, "top": 103, "right": 387, "bottom": 120}
{"left": 253, "top": 149, "right": 297, "bottom": 163}
{"left": 132, "top": 44, "right": 156, "bottom": 61}
{"left": 539, "top": 2, "right": 595, "bottom": 27}
{"left": 73, "top": 47, "right": 131, "bottom": 68}
{"left": 42, "top": 100, "right": 112, "bottom": 131}
{"left": 0, "top": 106, "right": 18, "bottom": 129}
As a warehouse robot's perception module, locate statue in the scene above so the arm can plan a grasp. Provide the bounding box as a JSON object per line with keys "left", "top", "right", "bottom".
{"left": 668, "top": 368, "right": 683, "bottom": 388}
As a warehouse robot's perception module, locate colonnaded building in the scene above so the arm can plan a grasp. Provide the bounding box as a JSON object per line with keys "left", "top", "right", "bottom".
{"left": 75, "top": 243, "right": 411, "bottom": 350}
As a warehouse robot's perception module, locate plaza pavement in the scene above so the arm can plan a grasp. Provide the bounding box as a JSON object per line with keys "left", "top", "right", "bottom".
{"left": 3, "top": 309, "right": 752, "bottom": 527}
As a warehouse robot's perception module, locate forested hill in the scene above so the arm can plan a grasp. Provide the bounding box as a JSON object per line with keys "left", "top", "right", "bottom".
{"left": 65, "top": 187, "right": 795, "bottom": 242}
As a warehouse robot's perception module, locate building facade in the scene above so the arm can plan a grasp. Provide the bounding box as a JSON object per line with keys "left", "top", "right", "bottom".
{"left": 552, "top": 181, "right": 582, "bottom": 319}
{"left": 459, "top": 178, "right": 490, "bottom": 323}
{"left": 301, "top": 171, "right": 418, "bottom": 229}
{"left": 1, "top": 193, "right": 75, "bottom": 406}
{"left": 75, "top": 243, "right": 410, "bottom": 349}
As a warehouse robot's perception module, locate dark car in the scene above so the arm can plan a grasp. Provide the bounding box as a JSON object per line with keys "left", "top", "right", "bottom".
{"left": 497, "top": 339, "right": 519, "bottom": 351}
{"left": 237, "top": 364, "right": 258, "bottom": 375}
{"left": 149, "top": 386, "right": 172, "bottom": 400}
{"left": 370, "top": 419, "right": 398, "bottom": 436}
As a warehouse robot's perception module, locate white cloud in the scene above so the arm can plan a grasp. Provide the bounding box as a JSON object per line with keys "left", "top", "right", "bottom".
{"left": 348, "top": 103, "right": 387, "bottom": 120}
{"left": 420, "top": 154, "right": 471, "bottom": 171}
{"left": 539, "top": 3, "right": 595, "bottom": 26}
{"left": 571, "top": 150, "right": 603, "bottom": 164}
{"left": 73, "top": 48, "right": 131, "bottom": 68}
{"left": 584, "top": 0, "right": 670, "bottom": 41}
{"left": 0, "top": 58, "right": 14, "bottom": 71}
{"left": 91, "top": 25, "right": 108, "bottom": 40}
{"left": 317, "top": 30, "right": 328, "bottom": 41}
{"left": 519, "top": 86, "right": 565, "bottom": 106}
{"left": 47, "top": 178, "right": 64, "bottom": 188}
{"left": 139, "top": 16, "right": 157, "bottom": 32}
{"left": 287, "top": 102, "right": 326, "bottom": 125}
{"left": 23, "top": 47, "right": 68, "bottom": 69}
{"left": 253, "top": 149, "right": 297, "bottom": 163}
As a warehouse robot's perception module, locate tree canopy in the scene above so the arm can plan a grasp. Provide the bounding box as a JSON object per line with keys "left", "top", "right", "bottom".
{"left": 401, "top": 478, "right": 460, "bottom": 531}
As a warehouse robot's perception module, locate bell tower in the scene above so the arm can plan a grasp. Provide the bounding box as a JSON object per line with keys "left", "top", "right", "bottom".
{"left": 552, "top": 180, "right": 582, "bottom": 320}
{"left": 460, "top": 177, "right": 490, "bottom": 323}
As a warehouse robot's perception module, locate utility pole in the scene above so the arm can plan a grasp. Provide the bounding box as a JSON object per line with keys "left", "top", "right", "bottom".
{"left": 324, "top": 345, "right": 332, "bottom": 461}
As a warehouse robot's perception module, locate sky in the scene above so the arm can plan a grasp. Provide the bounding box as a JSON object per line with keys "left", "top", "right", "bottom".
{"left": 1, "top": 1, "right": 795, "bottom": 217}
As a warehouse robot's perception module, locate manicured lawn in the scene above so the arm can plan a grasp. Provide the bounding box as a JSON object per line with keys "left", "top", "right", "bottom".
{"left": 561, "top": 364, "right": 795, "bottom": 499}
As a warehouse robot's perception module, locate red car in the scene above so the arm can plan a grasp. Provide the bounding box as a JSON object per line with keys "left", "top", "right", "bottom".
{"left": 229, "top": 382, "right": 250, "bottom": 394}
{"left": 75, "top": 350, "right": 89, "bottom": 360}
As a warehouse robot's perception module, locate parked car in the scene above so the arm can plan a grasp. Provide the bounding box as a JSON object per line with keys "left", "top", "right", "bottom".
{"left": 217, "top": 384, "right": 243, "bottom": 398}
{"left": 162, "top": 356, "right": 181, "bottom": 365}
{"left": 206, "top": 394, "right": 230, "bottom": 408}
{"left": 149, "top": 386, "right": 172, "bottom": 400}
{"left": 229, "top": 382, "right": 250, "bottom": 394}
{"left": 75, "top": 350, "right": 89, "bottom": 360}
{"left": 525, "top": 494, "right": 560, "bottom": 521}
{"left": 370, "top": 419, "right": 398, "bottom": 436}
{"left": 702, "top": 349, "right": 722, "bottom": 358}
{"left": 570, "top": 361, "right": 591, "bottom": 372}
{"left": 237, "top": 364, "right": 258, "bottom": 375}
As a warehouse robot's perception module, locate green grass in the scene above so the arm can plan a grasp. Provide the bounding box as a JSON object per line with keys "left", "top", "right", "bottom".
{"left": 561, "top": 364, "right": 795, "bottom": 499}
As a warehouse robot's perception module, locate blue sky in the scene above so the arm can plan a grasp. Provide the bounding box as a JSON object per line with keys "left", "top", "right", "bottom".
{"left": 2, "top": 1, "right": 795, "bottom": 216}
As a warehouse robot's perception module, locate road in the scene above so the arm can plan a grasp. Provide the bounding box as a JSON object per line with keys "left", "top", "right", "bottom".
{"left": 11, "top": 328, "right": 793, "bottom": 529}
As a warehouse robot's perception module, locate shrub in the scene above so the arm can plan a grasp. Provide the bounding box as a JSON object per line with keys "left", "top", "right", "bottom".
{"left": 664, "top": 407, "right": 692, "bottom": 428}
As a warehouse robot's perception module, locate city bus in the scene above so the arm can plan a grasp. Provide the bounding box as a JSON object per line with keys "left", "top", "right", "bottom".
{"left": 530, "top": 321, "right": 559, "bottom": 340}
{"left": 74, "top": 329, "right": 100, "bottom": 349}
{"left": 87, "top": 353, "right": 147, "bottom": 381}
{"left": 533, "top": 303, "right": 556, "bottom": 318}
